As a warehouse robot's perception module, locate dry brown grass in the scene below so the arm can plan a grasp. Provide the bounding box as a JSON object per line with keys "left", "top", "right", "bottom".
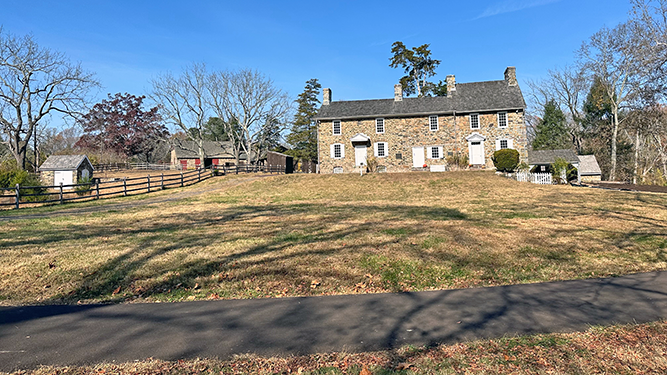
{"left": 0, "top": 171, "right": 665, "bottom": 305}
{"left": 12, "top": 321, "right": 667, "bottom": 374}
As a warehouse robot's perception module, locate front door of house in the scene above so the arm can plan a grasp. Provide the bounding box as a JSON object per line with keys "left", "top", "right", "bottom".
{"left": 469, "top": 141, "right": 484, "bottom": 165}
{"left": 412, "top": 147, "right": 425, "bottom": 168}
{"left": 355, "top": 145, "right": 367, "bottom": 167}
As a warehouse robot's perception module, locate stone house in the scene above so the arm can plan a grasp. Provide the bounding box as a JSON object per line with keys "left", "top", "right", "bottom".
{"left": 315, "top": 67, "right": 528, "bottom": 174}
{"left": 39, "top": 155, "right": 94, "bottom": 188}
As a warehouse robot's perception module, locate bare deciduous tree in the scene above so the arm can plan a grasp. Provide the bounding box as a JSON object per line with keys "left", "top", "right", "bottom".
{"left": 150, "top": 63, "right": 209, "bottom": 165}
{"left": 209, "top": 69, "right": 291, "bottom": 165}
{"left": 0, "top": 29, "right": 98, "bottom": 170}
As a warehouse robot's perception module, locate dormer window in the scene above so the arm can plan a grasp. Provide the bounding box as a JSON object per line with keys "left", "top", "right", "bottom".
{"left": 376, "top": 118, "right": 385, "bottom": 134}
{"left": 429, "top": 115, "right": 439, "bottom": 131}
{"left": 332, "top": 120, "right": 341, "bottom": 135}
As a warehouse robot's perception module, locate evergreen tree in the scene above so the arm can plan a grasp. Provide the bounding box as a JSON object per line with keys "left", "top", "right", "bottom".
{"left": 286, "top": 79, "right": 321, "bottom": 162}
{"left": 532, "top": 99, "right": 571, "bottom": 150}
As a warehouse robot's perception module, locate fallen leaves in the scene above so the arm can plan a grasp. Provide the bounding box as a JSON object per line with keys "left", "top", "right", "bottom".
{"left": 310, "top": 280, "right": 320, "bottom": 289}
{"left": 112, "top": 286, "right": 121, "bottom": 295}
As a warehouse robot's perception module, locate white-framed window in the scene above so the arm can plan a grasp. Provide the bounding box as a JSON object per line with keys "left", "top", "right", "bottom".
{"left": 332, "top": 120, "right": 341, "bottom": 135}
{"left": 495, "top": 138, "right": 514, "bottom": 150}
{"left": 470, "top": 113, "right": 479, "bottom": 129}
{"left": 376, "top": 118, "right": 385, "bottom": 134}
{"left": 374, "top": 142, "right": 388, "bottom": 157}
{"left": 428, "top": 146, "right": 443, "bottom": 159}
{"left": 333, "top": 166, "right": 343, "bottom": 174}
{"left": 377, "top": 165, "right": 387, "bottom": 173}
{"left": 429, "top": 115, "right": 439, "bottom": 131}
{"left": 330, "top": 143, "right": 345, "bottom": 159}
{"left": 498, "top": 112, "right": 507, "bottom": 128}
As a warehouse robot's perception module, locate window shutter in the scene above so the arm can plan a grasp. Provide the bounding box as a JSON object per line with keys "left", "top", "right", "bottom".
{"left": 374, "top": 142, "right": 379, "bottom": 157}
{"left": 384, "top": 143, "right": 389, "bottom": 156}
{"left": 340, "top": 144, "right": 345, "bottom": 158}
{"left": 508, "top": 139, "right": 514, "bottom": 149}
{"left": 330, "top": 144, "right": 335, "bottom": 158}
{"left": 496, "top": 139, "right": 501, "bottom": 150}
{"left": 438, "top": 146, "right": 443, "bottom": 159}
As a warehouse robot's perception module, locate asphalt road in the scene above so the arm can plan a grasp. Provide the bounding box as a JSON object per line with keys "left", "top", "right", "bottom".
{"left": 1, "top": 271, "right": 666, "bottom": 371}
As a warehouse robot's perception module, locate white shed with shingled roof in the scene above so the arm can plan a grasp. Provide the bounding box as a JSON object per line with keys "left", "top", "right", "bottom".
{"left": 39, "top": 155, "right": 94, "bottom": 188}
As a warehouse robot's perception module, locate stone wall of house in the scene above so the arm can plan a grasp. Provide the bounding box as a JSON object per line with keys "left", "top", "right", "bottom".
{"left": 318, "top": 110, "right": 528, "bottom": 174}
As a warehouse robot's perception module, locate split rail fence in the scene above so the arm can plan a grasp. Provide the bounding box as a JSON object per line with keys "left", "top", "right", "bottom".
{"left": 0, "top": 164, "right": 287, "bottom": 210}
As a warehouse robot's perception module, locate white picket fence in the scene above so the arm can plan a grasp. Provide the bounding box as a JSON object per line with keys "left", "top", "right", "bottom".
{"left": 515, "top": 172, "right": 552, "bottom": 185}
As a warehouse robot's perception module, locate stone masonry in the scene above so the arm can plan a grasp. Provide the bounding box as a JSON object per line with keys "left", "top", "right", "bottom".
{"left": 318, "top": 112, "right": 527, "bottom": 174}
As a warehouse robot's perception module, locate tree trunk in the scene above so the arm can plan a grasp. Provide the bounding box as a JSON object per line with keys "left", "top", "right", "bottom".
{"left": 633, "top": 129, "right": 640, "bottom": 185}
{"left": 610, "top": 105, "right": 619, "bottom": 181}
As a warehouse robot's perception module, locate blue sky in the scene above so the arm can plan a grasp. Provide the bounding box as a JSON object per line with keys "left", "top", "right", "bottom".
{"left": 1, "top": 0, "right": 631, "bottom": 129}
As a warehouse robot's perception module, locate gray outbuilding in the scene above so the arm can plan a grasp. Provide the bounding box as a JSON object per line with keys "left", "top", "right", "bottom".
{"left": 39, "top": 155, "right": 94, "bottom": 188}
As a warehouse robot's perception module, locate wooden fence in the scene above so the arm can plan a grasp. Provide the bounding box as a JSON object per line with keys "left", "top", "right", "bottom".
{"left": 0, "top": 164, "right": 287, "bottom": 210}
{"left": 515, "top": 172, "right": 553, "bottom": 185}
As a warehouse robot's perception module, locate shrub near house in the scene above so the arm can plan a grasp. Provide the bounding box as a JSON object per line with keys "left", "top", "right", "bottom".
{"left": 492, "top": 149, "right": 520, "bottom": 172}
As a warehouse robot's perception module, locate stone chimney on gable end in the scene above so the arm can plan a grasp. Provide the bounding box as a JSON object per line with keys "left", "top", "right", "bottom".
{"left": 504, "top": 67, "right": 517, "bottom": 86}
{"left": 446, "top": 75, "right": 456, "bottom": 97}
{"left": 394, "top": 84, "right": 403, "bottom": 101}
{"left": 323, "top": 88, "right": 331, "bottom": 105}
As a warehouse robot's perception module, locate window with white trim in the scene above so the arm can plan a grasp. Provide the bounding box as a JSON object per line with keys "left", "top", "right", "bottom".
{"left": 500, "top": 139, "right": 508, "bottom": 149}
{"left": 331, "top": 143, "right": 344, "bottom": 159}
{"left": 332, "top": 120, "right": 341, "bottom": 135}
{"left": 428, "top": 146, "right": 443, "bottom": 159}
{"left": 470, "top": 114, "right": 479, "bottom": 129}
{"left": 429, "top": 115, "right": 439, "bottom": 131}
{"left": 495, "top": 138, "right": 514, "bottom": 150}
{"left": 498, "top": 112, "right": 507, "bottom": 128}
{"left": 374, "top": 142, "right": 388, "bottom": 157}
{"left": 333, "top": 167, "right": 343, "bottom": 174}
{"left": 376, "top": 118, "right": 385, "bottom": 133}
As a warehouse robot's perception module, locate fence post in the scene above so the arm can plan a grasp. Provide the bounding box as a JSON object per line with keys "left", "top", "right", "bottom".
{"left": 198, "top": 168, "right": 201, "bottom": 182}
{"left": 147, "top": 175, "right": 151, "bottom": 193}
{"left": 59, "top": 183, "right": 63, "bottom": 204}
{"left": 161, "top": 173, "right": 164, "bottom": 190}
{"left": 123, "top": 178, "right": 127, "bottom": 196}
{"left": 180, "top": 172, "right": 184, "bottom": 187}
{"left": 96, "top": 180, "right": 100, "bottom": 200}
{"left": 15, "top": 183, "right": 20, "bottom": 209}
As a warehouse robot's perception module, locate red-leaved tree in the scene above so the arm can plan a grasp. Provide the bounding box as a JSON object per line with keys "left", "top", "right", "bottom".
{"left": 76, "top": 93, "right": 169, "bottom": 162}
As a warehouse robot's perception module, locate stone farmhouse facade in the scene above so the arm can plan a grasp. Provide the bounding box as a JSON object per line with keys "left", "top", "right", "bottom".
{"left": 315, "top": 67, "right": 528, "bottom": 174}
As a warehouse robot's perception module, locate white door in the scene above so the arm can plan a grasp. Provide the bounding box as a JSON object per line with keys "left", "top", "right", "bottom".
{"left": 54, "top": 170, "right": 73, "bottom": 189}
{"left": 469, "top": 141, "right": 485, "bottom": 165}
{"left": 412, "top": 147, "right": 425, "bottom": 168}
{"left": 355, "top": 145, "right": 367, "bottom": 167}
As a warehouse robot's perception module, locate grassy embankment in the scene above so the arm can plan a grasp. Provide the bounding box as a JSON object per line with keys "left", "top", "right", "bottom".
{"left": 0, "top": 171, "right": 665, "bottom": 305}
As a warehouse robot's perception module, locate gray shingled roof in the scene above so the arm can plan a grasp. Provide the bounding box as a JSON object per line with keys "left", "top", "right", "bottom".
{"left": 39, "top": 155, "right": 91, "bottom": 171}
{"left": 173, "top": 140, "right": 247, "bottom": 160}
{"left": 528, "top": 149, "right": 580, "bottom": 165}
{"left": 315, "top": 80, "right": 526, "bottom": 120}
{"left": 577, "top": 155, "right": 602, "bottom": 176}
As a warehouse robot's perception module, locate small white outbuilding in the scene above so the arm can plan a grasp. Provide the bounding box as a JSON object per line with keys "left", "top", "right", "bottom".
{"left": 39, "top": 155, "right": 94, "bottom": 189}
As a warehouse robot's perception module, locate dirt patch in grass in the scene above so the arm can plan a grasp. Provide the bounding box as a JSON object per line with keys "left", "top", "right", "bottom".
{"left": 12, "top": 321, "right": 667, "bottom": 374}
{"left": 0, "top": 171, "right": 666, "bottom": 305}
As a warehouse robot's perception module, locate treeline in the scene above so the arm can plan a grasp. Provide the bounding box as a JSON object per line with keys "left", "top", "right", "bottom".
{"left": 529, "top": 0, "right": 667, "bottom": 184}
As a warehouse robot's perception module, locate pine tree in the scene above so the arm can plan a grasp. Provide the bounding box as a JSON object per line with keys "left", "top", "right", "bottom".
{"left": 532, "top": 99, "right": 571, "bottom": 150}
{"left": 286, "top": 79, "right": 321, "bottom": 162}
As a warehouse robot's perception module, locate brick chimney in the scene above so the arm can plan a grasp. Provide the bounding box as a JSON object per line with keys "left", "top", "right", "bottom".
{"left": 394, "top": 84, "right": 403, "bottom": 101}
{"left": 323, "top": 88, "right": 331, "bottom": 105}
{"left": 504, "top": 67, "right": 517, "bottom": 86}
{"left": 446, "top": 75, "right": 456, "bottom": 97}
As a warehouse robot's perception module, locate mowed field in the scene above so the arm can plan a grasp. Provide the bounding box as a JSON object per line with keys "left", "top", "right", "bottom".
{"left": 0, "top": 171, "right": 666, "bottom": 305}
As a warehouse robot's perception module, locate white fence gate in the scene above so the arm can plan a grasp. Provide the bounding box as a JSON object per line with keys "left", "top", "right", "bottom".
{"left": 514, "top": 172, "right": 552, "bottom": 185}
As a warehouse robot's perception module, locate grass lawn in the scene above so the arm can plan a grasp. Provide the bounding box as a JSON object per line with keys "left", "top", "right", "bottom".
{"left": 11, "top": 321, "right": 667, "bottom": 374}
{"left": 0, "top": 171, "right": 666, "bottom": 305}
